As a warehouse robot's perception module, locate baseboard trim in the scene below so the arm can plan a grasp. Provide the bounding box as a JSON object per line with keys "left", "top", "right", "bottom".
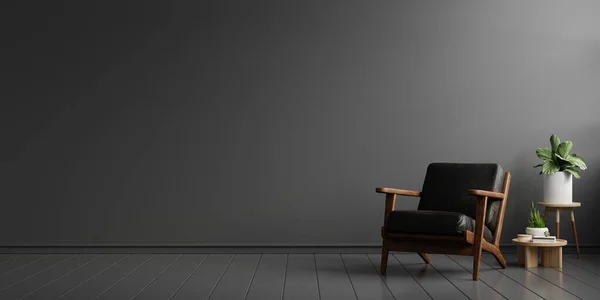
{"left": 1, "top": 244, "right": 599, "bottom": 254}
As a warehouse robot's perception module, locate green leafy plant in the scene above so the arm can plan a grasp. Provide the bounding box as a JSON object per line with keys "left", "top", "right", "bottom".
{"left": 528, "top": 201, "right": 546, "bottom": 228}
{"left": 534, "top": 134, "right": 587, "bottom": 178}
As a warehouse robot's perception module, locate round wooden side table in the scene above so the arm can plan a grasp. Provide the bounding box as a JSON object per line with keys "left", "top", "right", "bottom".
{"left": 512, "top": 238, "right": 567, "bottom": 268}
{"left": 537, "top": 202, "right": 581, "bottom": 257}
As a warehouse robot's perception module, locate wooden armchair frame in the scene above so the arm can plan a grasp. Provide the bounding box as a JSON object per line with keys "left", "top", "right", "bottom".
{"left": 376, "top": 172, "right": 511, "bottom": 280}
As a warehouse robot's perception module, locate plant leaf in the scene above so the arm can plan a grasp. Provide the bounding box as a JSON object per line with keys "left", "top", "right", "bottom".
{"left": 529, "top": 201, "right": 546, "bottom": 227}
{"left": 557, "top": 141, "right": 573, "bottom": 158}
{"left": 536, "top": 148, "right": 553, "bottom": 160}
{"left": 564, "top": 168, "right": 580, "bottom": 179}
{"left": 541, "top": 160, "right": 560, "bottom": 174}
{"left": 554, "top": 153, "right": 573, "bottom": 171}
{"left": 550, "top": 134, "right": 560, "bottom": 154}
{"left": 533, "top": 164, "right": 544, "bottom": 168}
{"left": 568, "top": 154, "right": 587, "bottom": 170}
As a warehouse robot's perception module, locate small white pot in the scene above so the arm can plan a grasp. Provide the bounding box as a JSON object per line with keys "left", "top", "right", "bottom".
{"left": 543, "top": 172, "right": 573, "bottom": 204}
{"left": 526, "top": 227, "right": 549, "bottom": 237}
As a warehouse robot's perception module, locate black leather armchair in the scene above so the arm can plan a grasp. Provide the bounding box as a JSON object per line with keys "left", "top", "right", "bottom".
{"left": 376, "top": 163, "right": 511, "bottom": 280}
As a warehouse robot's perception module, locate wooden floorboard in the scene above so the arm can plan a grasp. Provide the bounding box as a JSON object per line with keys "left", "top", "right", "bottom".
{"left": 0, "top": 254, "right": 99, "bottom": 300}
{"left": 95, "top": 254, "right": 181, "bottom": 300}
{"left": 0, "top": 255, "right": 15, "bottom": 264}
{"left": 283, "top": 254, "right": 320, "bottom": 300}
{"left": 132, "top": 254, "right": 207, "bottom": 300}
{"left": 480, "top": 254, "right": 580, "bottom": 300}
{"left": 245, "top": 254, "right": 287, "bottom": 300}
{"left": 525, "top": 264, "right": 598, "bottom": 299}
{"left": 448, "top": 255, "right": 543, "bottom": 300}
{"left": 315, "top": 254, "right": 357, "bottom": 300}
{"left": 557, "top": 260, "right": 600, "bottom": 290}
{"left": 342, "top": 254, "right": 394, "bottom": 300}
{"left": 506, "top": 253, "right": 600, "bottom": 297}
{"left": 564, "top": 254, "right": 600, "bottom": 276}
{"left": 58, "top": 254, "right": 153, "bottom": 300}
{"left": 394, "top": 253, "right": 468, "bottom": 300}
{"left": 170, "top": 254, "right": 234, "bottom": 300}
{"left": 22, "top": 254, "right": 128, "bottom": 300}
{"left": 428, "top": 254, "right": 505, "bottom": 300}
{"left": 0, "top": 252, "right": 596, "bottom": 300}
{"left": 0, "top": 254, "right": 74, "bottom": 291}
{"left": 367, "top": 253, "right": 431, "bottom": 300}
{"left": 207, "top": 254, "right": 261, "bottom": 300}
{"left": 0, "top": 255, "right": 46, "bottom": 275}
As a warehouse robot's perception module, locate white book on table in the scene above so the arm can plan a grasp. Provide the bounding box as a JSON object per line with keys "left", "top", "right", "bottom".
{"left": 532, "top": 235, "right": 556, "bottom": 242}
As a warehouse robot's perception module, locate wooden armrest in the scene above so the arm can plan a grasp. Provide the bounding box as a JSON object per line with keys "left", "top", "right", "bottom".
{"left": 468, "top": 189, "right": 504, "bottom": 199}
{"left": 375, "top": 187, "right": 421, "bottom": 197}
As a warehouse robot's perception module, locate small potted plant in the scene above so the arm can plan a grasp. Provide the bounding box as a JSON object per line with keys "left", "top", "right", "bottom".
{"left": 526, "top": 201, "right": 549, "bottom": 237}
{"left": 534, "top": 134, "right": 587, "bottom": 204}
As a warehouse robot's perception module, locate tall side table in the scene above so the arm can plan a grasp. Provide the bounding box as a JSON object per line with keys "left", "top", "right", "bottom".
{"left": 537, "top": 202, "right": 581, "bottom": 257}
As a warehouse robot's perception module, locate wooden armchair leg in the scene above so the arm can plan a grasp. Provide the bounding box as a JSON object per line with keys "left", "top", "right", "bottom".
{"left": 381, "top": 241, "right": 389, "bottom": 275}
{"left": 418, "top": 253, "right": 430, "bottom": 264}
{"left": 490, "top": 247, "right": 507, "bottom": 268}
{"left": 472, "top": 196, "right": 488, "bottom": 280}
{"left": 473, "top": 245, "right": 483, "bottom": 280}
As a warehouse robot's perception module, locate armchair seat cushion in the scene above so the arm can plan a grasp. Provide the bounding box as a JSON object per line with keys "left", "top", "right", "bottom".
{"left": 386, "top": 210, "right": 494, "bottom": 242}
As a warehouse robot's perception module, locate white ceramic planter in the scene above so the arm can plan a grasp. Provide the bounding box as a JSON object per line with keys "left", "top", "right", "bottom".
{"left": 526, "top": 227, "right": 549, "bottom": 237}
{"left": 543, "top": 171, "right": 573, "bottom": 204}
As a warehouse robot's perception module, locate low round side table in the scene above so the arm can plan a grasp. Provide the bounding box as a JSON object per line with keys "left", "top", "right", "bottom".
{"left": 537, "top": 202, "right": 581, "bottom": 257}
{"left": 512, "top": 238, "right": 567, "bottom": 268}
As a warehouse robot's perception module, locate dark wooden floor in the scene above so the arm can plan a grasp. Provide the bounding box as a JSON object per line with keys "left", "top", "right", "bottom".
{"left": 0, "top": 252, "right": 598, "bottom": 299}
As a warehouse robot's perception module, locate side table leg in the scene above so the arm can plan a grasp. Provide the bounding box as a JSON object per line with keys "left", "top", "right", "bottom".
{"left": 524, "top": 246, "right": 538, "bottom": 268}
{"left": 570, "top": 209, "right": 580, "bottom": 258}
{"left": 541, "top": 247, "right": 562, "bottom": 268}
{"left": 556, "top": 208, "right": 560, "bottom": 238}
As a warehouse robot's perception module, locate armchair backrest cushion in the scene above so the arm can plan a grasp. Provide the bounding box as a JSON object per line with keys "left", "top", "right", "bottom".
{"left": 417, "top": 163, "right": 504, "bottom": 233}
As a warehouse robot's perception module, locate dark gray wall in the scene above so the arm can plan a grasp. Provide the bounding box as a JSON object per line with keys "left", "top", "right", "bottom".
{"left": 2, "top": 1, "right": 600, "bottom": 246}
